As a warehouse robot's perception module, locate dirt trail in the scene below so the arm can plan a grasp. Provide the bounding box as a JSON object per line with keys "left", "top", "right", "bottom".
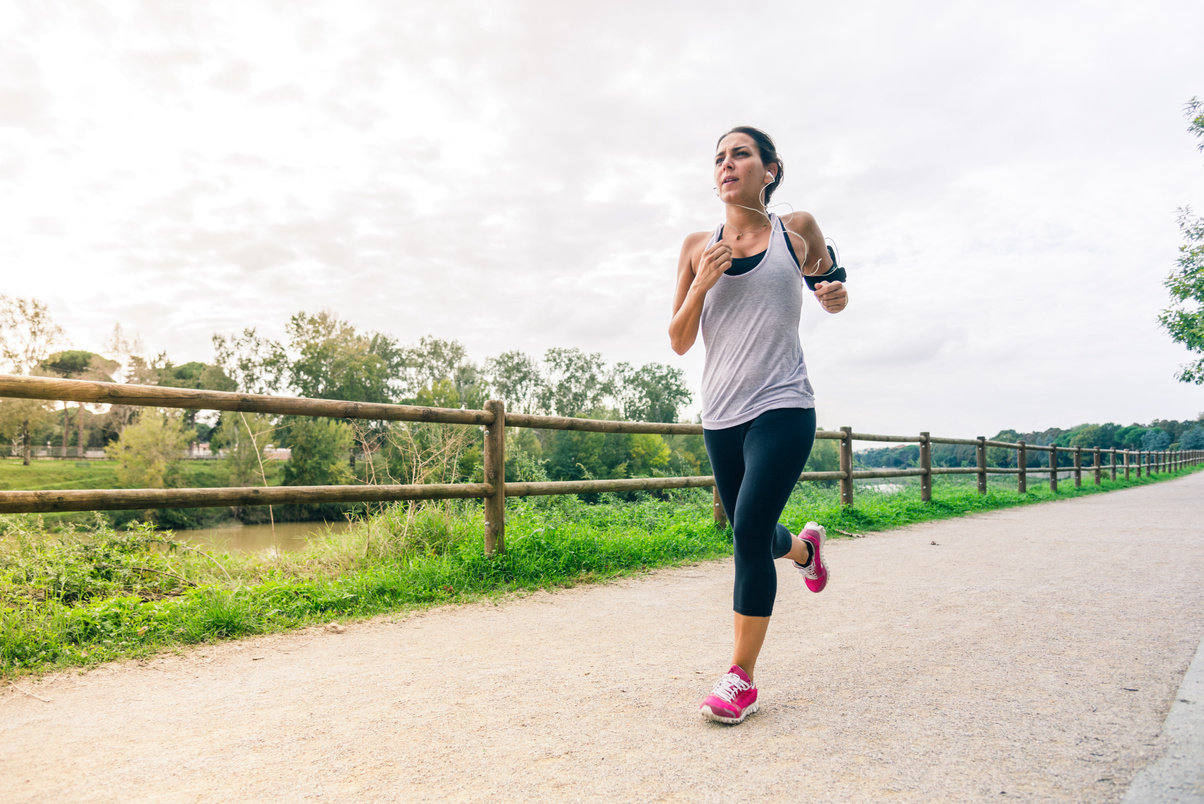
{"left": 3, "top": 473, "right": 1203, "bottom": 803}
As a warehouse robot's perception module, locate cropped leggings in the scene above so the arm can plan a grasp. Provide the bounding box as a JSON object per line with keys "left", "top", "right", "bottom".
{"left": 704, "top": 407, "right": 816, "bottom": 618}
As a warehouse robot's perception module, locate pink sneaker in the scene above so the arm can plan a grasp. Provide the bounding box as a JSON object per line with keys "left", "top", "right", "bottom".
{"left": 699, "top": 665, "right": 758, "bottom": 724}
{"left": 793, "top": 521, "right": 829, "bottom": 593}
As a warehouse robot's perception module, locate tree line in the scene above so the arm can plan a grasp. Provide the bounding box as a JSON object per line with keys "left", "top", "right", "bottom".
{"left": 856, "top": 419, "right": 1204, "bottom": 470}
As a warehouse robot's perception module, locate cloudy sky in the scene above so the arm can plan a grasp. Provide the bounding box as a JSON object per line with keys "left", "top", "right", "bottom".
{"left": 2, "top": 0, "right": 1202, "bottom": 437}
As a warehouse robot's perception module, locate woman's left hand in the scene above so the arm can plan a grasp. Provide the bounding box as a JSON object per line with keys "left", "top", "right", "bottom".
{"left": 814, "top": 281, "right": 848, "bottom": 313}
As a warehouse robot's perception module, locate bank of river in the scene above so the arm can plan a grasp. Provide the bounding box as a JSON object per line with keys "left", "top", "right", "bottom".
{"left": 173, "top": 520, "right": 354, "bottom": 554}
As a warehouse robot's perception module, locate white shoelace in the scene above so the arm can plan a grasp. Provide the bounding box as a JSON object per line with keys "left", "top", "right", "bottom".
{"left": 710, "top": 672, "right": 751, "bottom": 702}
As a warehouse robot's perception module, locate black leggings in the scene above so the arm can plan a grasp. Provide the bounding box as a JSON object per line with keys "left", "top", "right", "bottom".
{"left": 704, "top": 407, "right": 817, "bottom": 617}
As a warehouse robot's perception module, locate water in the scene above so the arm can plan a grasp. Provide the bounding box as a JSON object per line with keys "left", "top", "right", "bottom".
{"left": 174, "top": 520, "right": 354, "bottom": 554}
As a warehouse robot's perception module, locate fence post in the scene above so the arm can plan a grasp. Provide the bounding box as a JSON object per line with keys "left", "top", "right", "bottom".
{"left": 920, "top": 431, "right": 932, "bottom": 503}
{"left": 1050, "top": 444, "right": 1058, "bottom": 492}
{"left": 839, "top": 426, "right": 854, "bottom": 506}
{"left": 1093, "top": 447, "right": 1101, "bottom": 486}
{"left": 483, "top": 399, "right": 506, "bottom": 556}
{"left": 1124, "top": 449, "right": 1130, "bottom": 481}
{"left": 1074, "top": 447, "right": 1082, "bottom": 488}
{"left": 1136, "top": 450, "right": 1143, "bottom": 478}
{"left": 1017, "top": 440, "right": 1027, "bottom": 494}
{"left": 712, "top": 487, "right": 728, "bottom": 529}
{"left": 976, "top": 436, "right": 987, "bottom": 495}
{"left": 1110, "top": 448, "right": 1117, "bottom": 482}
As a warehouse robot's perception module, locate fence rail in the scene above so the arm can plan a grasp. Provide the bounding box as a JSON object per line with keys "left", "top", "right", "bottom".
{"left": 1, "top": 375, "right": 1200, "bottom": 556}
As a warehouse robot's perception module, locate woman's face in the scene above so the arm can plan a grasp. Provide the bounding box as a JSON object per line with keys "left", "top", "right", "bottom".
{"left": 714, "top": 132, "right": 771, "bottom": 206}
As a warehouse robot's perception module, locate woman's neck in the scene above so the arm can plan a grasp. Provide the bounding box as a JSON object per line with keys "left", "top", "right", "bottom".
{"left": 724, "top": 202, "right": 770, "bottom": 234}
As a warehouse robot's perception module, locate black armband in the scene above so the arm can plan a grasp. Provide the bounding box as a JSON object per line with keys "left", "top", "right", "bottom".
{"left": 805, "top": 248, "right": 848, "bottom": 290}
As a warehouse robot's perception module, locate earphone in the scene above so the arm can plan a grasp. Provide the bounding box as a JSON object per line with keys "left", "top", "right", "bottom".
{"left": 712, "top": 176, "right": 828, "bottom": 276}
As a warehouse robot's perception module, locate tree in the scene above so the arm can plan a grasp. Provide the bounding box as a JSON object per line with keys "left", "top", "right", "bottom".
{"left": 0, "top": 295, "right": 64, "bottom": 464}
{"left": 285, "top": 311, "right": 404, "bottom": 403}
{"left": 401, "top": 336, "right": 468, "bottom": 397}
{"left": 611, "top": 361, "right": 693, "bottom": 423}
{"left": 211, "top": 327, "right": 288, "bottom": 395}
{"left": 210, "top": 412, "right": 274, "bottom": 487}
{"left": 281, "top": 417, "right": 354, "bottom": 487}
{"left": 1160, "top": 97, "right": 1204, "bottom": 383}
{"left": 104, "top": 408, "right": 194, "bottom": 489}
{"left": 1140, "top": 428, "right": 1171, "bottom": 451}
{"left": 485, "top": 350, "right": 544, "bottom": 414}
{"left": 1182, "top": 425, "right": 1204, "bottom": 450}
{"left": 42, "top": 350, "right": 120, "bottom": 457}
{"left": 540, "top": 347, "right": 611, "bottom": 417}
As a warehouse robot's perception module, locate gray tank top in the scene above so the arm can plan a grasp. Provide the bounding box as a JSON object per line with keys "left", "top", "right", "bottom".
{"left": 699, "top": 213, "right": 815, "bottom": 429}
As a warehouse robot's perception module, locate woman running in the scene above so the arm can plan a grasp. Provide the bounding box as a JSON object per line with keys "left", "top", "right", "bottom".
{"left": 669, "top": 126, "right": 849, "bottom": 724}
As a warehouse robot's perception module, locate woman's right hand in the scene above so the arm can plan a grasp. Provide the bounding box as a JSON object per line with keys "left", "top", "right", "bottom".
{"left": 693, "top": 241, "right": 732, "bottom": 294}
{"left": 670, "top": 233, "right": 727, "bottom": 355}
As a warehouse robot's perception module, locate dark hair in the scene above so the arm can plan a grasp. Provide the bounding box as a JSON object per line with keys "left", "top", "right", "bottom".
{"left": 717, "top": 126, "right": 784, "bottom": 204}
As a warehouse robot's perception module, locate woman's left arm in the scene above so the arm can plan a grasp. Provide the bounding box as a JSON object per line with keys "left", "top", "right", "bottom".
{"left": 783, "top": 211, "right": 848, "bottom": 314}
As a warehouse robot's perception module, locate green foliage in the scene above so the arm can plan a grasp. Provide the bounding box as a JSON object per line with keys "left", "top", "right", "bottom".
{"left": 1183, "top": 425, "right": 1204, "bottom": 450}
{"left": 286, "top": 311, "right": 406, "bottom": 403}
{"left": 610, "top": 362, "right": 692, "bottom": 423}
{"left": 0, "top": 398, "right": 51, "bottom": 453}
{"left": 41, "top": 349, "right": 95, "bottom": 378}
{"left": 0, "top": 521, "right": 190, "bottom": 607}
{"left": 485, "top": 350, "right": 543, "bottom": 414}
{"left": 1160, "top": 97, "right": 1204, "bottom": 384}
{"left": 400, "top": 336, "right": 485, "bottom": 405}
{"left": 210, "top": 413, "right": 275, "bottom": 487}
{"left": 211, "top": 327, "right": 288, "bottom": 395}
{"left": 540, "top": 347, "right": 611, "bottom": 417}
{"left": 281, "top": 417, "right": 353, "bottom": 487}
{"left": 1140, "top": 428, "right": 1172, "bottom": 451}
{"left": 371, "top": 420, "right": 478, "bottom": 486}
{"left": 504, "top": 428, "right": 546, "bottom": 483}
{"left": 857, "top": 418, "right": 1199, "bottom": 469}
{"left": 807, "top": 433, "right": 841, "bottom": 474}
{"left": 156, "top": 360, "right": 236, "bottom": 393}
{"left": 104, "top": 409, "right": 194, "bottom": 489}
{"left": 0, "top": 295, "right": 64, "bottom": 375}
{"left": 663, "top": 432, "right": 711, "bottom": 477}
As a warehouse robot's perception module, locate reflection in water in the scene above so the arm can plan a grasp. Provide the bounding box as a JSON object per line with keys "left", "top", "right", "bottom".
{"left": 175, "top": 520, "right": 354, "bottom": 554}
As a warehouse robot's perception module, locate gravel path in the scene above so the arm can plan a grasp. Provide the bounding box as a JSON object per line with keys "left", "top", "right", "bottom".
{"left": 3, "top": 472, "right": 1203, "bottom": 803}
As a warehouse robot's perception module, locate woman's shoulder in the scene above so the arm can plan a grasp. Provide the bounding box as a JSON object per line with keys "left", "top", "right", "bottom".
{"left": 679, "top": 228, "right": 714, "bottom": 259}
{"left": 779, "top": 210, "right": 818, "bottom": 234}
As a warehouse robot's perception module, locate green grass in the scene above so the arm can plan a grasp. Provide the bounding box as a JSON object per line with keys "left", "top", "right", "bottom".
{"left": 1, "top": 462, "right": 1200, "bottom": 679}
{"left": 0, "top": 458, "right": 259, "bottom": 491}
{"left": 782, "top": 466, "right": 1193, "bottom": 535}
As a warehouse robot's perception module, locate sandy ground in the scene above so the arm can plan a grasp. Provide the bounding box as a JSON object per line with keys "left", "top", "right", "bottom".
{"left": 2, "top": 472, "right": 1203, "bottom": 803}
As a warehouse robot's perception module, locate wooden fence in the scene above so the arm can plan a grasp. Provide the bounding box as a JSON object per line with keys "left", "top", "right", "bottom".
{"left": 0, "top": 375, "right": 1200, "bottom": 556}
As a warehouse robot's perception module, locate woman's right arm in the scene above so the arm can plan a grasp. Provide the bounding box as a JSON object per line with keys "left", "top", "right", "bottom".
{"left": 669, "top": 233, "right": 731, "bottom": 355}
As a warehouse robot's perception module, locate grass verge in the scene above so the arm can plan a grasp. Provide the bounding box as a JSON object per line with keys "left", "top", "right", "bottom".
{"left": 2, "top": 463, "right": 1201, "bottom": 679}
